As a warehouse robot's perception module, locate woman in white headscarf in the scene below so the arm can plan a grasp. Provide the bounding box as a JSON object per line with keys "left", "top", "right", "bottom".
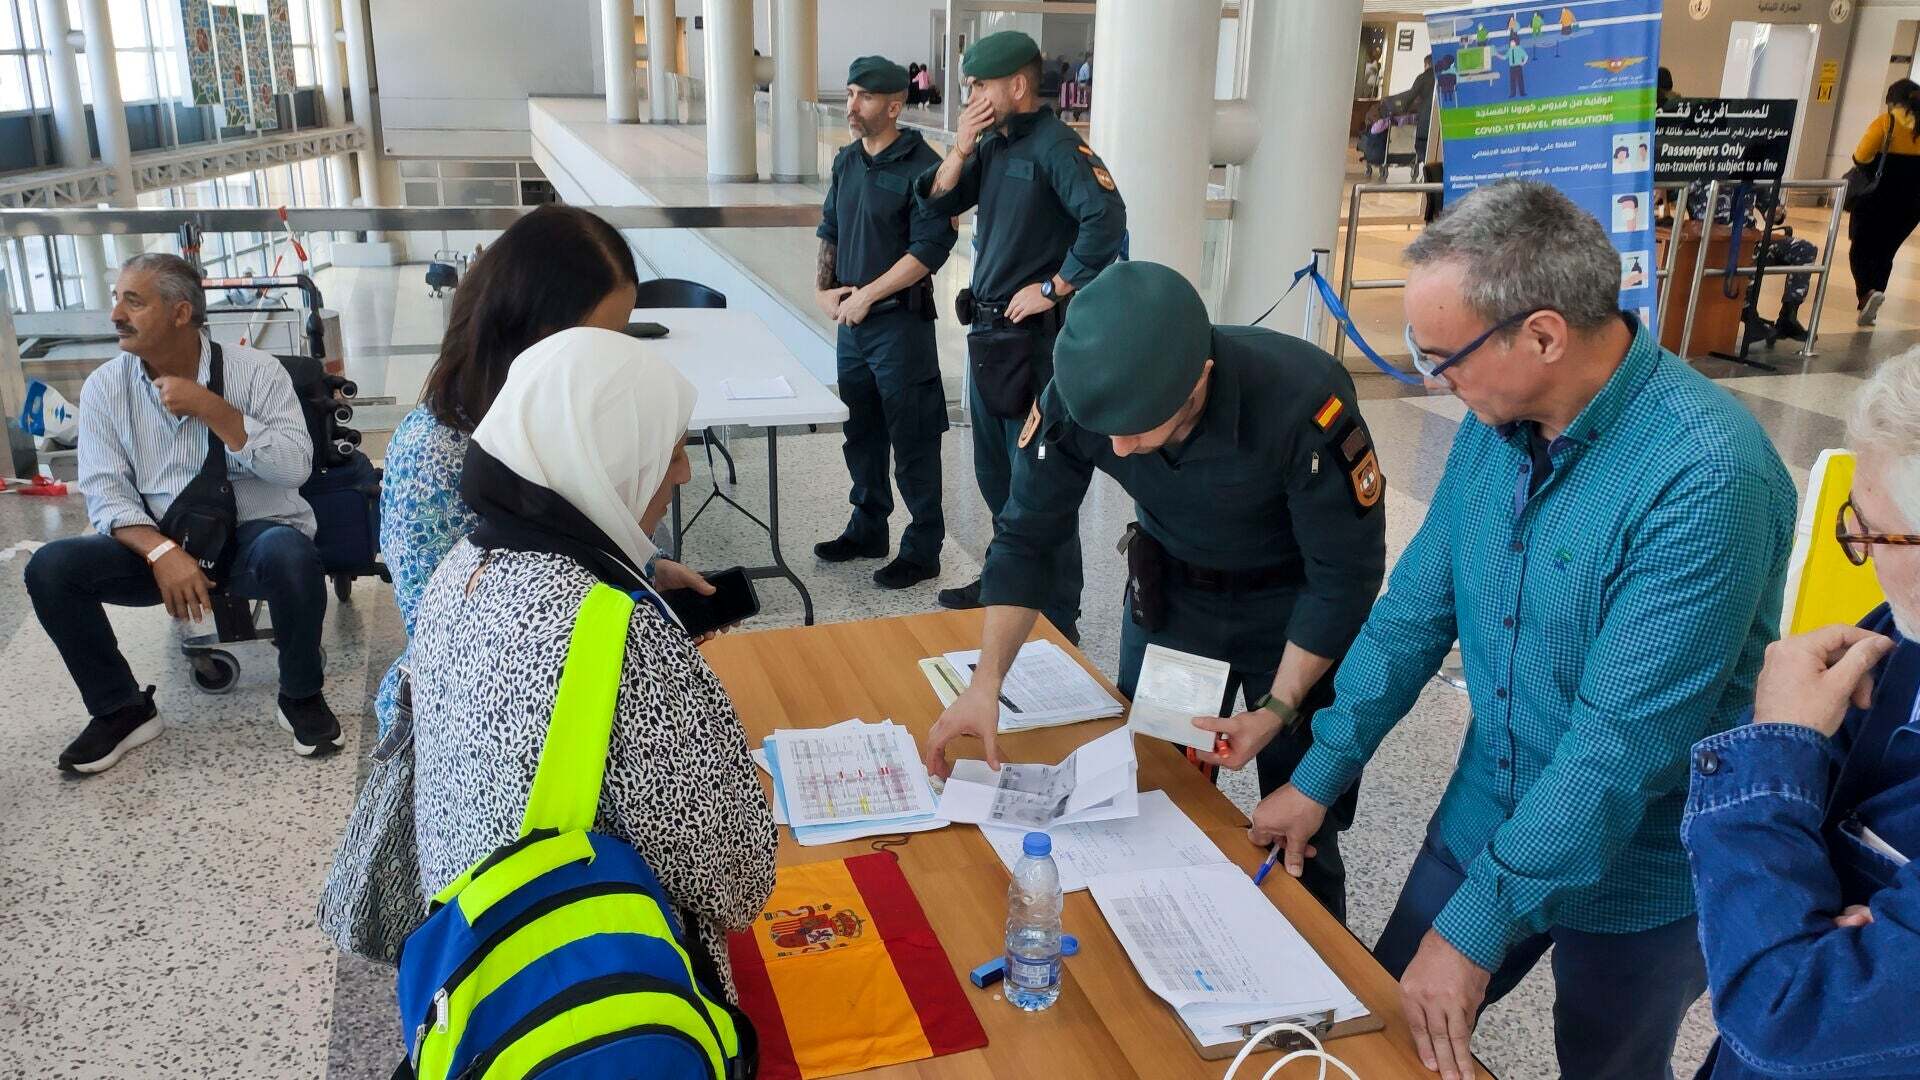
{"left": 407, "top": 326, "right": 776, "bottom": 1000}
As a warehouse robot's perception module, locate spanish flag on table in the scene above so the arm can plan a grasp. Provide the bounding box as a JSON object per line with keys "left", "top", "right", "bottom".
{"left": 726, "top": 853, "right": 988, "bottom": 1079}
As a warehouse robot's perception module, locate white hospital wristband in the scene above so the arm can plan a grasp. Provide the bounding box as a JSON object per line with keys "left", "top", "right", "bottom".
{"left": 146, "top": 539, "right": 179, "bottom": 564}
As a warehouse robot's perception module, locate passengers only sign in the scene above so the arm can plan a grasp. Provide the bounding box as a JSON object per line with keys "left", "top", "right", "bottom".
{"left": 1653, "top": 98, "right": 1797, "bottom": 184}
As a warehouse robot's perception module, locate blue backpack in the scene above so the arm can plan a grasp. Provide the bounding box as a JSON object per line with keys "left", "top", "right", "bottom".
{"left": 394, "top": 585, "right": 751, "bottom": 1080}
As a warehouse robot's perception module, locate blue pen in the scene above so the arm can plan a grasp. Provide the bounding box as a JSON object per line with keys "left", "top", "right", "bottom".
{"left": 1251, "top": 845, "right": 1281, "bottom": 886}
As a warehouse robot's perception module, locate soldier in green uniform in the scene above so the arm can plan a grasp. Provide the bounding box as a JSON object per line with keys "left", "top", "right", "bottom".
{"left": 812, "top": 56, "right": 959, "bottom": 588}
{"left": 914, "top": 29, "right": 1127, "bottom": 642}
{"left": 922, "top": 262, "right": 1387, "bottom": 918}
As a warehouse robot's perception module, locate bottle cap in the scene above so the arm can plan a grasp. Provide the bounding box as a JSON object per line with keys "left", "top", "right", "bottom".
{"left": 1022, "top": 832, "right": 1051, "bottom": 857}
{"left": 1061, "top": 934, "right": 1079, "bottom": 956}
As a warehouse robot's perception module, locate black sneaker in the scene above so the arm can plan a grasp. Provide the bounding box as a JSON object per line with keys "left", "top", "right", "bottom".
{"left": 58, "top": 686, "right": 163, "bottom": 774}
{"left": 937, "top": 578, "right": 984, "bottom": 610}
{"left": 814, "top": 534, "right": 888, "bottom": 562}
{"left": 278, "top": 692, "right": 342, "bottom": 756}
{"left": 874, "top": 557, "right": 939, "bottom": 590}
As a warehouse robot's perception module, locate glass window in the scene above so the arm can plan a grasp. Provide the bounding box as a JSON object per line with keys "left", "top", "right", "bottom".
{"left": 294, "top": 46, "right": 312, "bottom": 86}
{"left": 287, "top": 0, "right": 311, "bottom": 44}
{"left": 0, "top": 3, "right": 22, "bottom": 50}
{"left": 117, "top": 47, "right": 153, "bottom": 100}
{"left": 109, "top": 0, "right": 146, "bottom": 47}
{"left": 0, "top": 55, "right": 30, "bottom": 111}
{"left": 25, "top": 237, "right": 57, "bottom": 310}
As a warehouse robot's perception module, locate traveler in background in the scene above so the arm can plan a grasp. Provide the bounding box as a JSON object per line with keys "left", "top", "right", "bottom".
{"left": 1848, "top": 78, "right": 1920, "bottom": 326}
{"left": 1076, "top": 51, "right": 1092, "bottom": 85}
{"left": 913, "top": 62, "right": 935, "bottom": 106}
{"left": 375, "top": 205, "right": 717, "bottom": 738}
{"left": 27, "top": 252, "right": 336, "bottom": 771}
{"left": 1254, "top": 180, "right": 1798, "bottom": 1079}
{"left": 409, "top": 327, "right": 776, "bottom": 998}
{"left": 1683, "top": 344, "right": 1920, "bottom": 1079}
{"left": 916, "top": 30, "right": 1127, "bottom": 643}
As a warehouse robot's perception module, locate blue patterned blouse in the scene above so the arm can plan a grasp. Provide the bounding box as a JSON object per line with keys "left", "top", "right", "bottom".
{"left": 374, "top": 405, "right": 481, "bottom": 736}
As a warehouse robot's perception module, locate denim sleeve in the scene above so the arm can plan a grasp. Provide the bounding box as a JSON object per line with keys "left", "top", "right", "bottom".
{"left": 1683, "top": 722, "right": 1920, "bottom": 1077}
{"left": 1432, "top": 462, "right": 1780, "bottom": 971}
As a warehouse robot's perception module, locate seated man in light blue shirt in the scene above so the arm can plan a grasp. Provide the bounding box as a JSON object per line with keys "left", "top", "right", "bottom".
{"left": 24, "top": 253, "right": 338, "bottom": 773}
{"left": 1252, "top": 181, "right": 1798, "bottom": 1080}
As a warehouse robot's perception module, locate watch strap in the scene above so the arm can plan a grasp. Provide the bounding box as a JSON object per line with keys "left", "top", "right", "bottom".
{"left": 1256, "top": 692, "right": 1301, "bottom": 728}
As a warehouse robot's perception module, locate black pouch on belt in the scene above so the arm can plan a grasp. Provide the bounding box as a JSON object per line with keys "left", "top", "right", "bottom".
{"left": 1121, "top": 523, "right": 1168, "bottom": 633}
{"left": 967, "top": 324, "right": 1045, "bottom": 419}
{"left": 906, "top": 281, "right": 938, "bottom": 322}
{"left": 954, "top": 287, "right": 975, "bottom": 326}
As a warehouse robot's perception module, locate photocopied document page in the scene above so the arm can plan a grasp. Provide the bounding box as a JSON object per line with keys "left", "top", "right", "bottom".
{"left": 760, "top": 721, "right": 949, "bottom": 845}
{"left": 771, "top": 722, "right": 938, "bottom": 828}
{"left": 939, "top": 725, "right": 1138, "bottom": 829}
{"left": 722, "top": 375, "right": 795, "bottom": 400}
{"left": 1128, "top": 645, "right": 1231, "bottom": 752}
{"left": 940, "top": 640, "right": 1123, "bottom": 732}
{"left": 1088, "top": 863, "right": 1365, "bottom": 1041}
{"left": 980, "top": 789, "right": 1228, "bottom": 892}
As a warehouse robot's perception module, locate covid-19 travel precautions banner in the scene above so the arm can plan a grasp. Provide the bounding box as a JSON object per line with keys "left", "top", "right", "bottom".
{"left": 1426, "top": 0, "right": 1663, "bottom": 330}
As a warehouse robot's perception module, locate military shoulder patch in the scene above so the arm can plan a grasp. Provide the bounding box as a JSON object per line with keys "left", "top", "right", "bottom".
{"left": 1312, "top": 394, "right": 1345, "bottom": 431}
{"left": 1348, "top": 450, "right": 1383, "bottom": 511}
{"left": 1325, "top": 415, "right": 1383, "bottom": 514}
{"left": 1092, "top": 165, "right": 1116, "bottom": 191}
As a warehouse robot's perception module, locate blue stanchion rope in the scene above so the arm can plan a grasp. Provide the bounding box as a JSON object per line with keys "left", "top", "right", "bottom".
{"left": 1253, "top": 261, "right": 1424, "bottom": 387}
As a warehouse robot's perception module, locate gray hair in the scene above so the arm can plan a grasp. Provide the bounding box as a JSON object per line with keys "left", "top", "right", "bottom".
{"left": 119, "top": 252, "right": 206, "bottom": 327}
{"left": 1404, "top": 178, "right": 1622, "bottom": 332}
{"left": 1848, "top": 344, "right": 1920, "bottom": 530}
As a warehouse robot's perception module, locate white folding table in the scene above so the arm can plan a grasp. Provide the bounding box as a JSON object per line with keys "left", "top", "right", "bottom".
{"left": 635, "top": 308, "right": 848, "bottom": 625}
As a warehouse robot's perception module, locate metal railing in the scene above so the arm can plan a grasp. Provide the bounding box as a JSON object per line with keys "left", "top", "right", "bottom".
{"left": 1334, "top": 179, "right": 1848, "bottom": 366}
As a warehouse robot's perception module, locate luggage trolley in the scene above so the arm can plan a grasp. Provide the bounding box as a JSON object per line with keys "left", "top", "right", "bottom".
{"left": 185, "top": 274, "right": 389, "bottom": 694}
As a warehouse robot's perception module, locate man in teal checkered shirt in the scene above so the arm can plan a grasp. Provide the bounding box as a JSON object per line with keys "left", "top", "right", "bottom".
{"left": 1253, "top": 180, "right": 1798, "bottom": 1080}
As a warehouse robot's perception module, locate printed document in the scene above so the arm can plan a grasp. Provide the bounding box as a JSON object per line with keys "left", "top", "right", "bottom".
{"left": 723, "top": 375, "right": 795, "bottom": 400}
{"left": 937, "top": 640, "right": 1123, "bottom": 733}
{"left": 1127, "top": 645, "right": 1230, "bottom": 752}
{"left": 980, "top": 789, "right": 1225, "bottom": 892}
{"left": 939, "top": 725, "right": 1137, "bottom": 829}
{"left": 770, "top": 722, "right": 938, "bottom": 828}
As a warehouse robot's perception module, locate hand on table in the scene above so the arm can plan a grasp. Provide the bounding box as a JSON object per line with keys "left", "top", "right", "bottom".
{"left": 1246, "top": 783, "right": 1325, "bottom": 878}
{"left": 1401, "top": 929, "right": 1490, "bottom": 1080}
{"left": 1192, "top": 707, "right": 1284, "bottom": 770}
{"left": 1752, "top": 623, "right": 1894, "bottom": 737}
{"left": 924, "top": 683, "right": 1002, "bottom": 779}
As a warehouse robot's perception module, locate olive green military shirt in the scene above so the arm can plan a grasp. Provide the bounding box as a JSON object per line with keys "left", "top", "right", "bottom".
{"left": 978, "top": 326, "right": 1388, "bottom": 659}
{"left": 913, "top": 106, "right": 1127, "bottom": 303}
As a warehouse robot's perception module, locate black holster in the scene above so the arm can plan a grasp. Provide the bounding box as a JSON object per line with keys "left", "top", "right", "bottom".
{"left": 1122, "top": 523, "right": 1168, "bottom": 633}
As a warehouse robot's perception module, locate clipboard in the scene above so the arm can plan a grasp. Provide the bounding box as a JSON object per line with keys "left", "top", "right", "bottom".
{"left": 1181, "top": 1007, "right": 1385, "bottom": 1060}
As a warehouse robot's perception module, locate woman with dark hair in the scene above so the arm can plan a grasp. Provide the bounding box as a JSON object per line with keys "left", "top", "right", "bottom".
{"left": 1849, "top": 78, "right": 1920, "bottom": 326}
{"left": 373, "top": 205, "right": 708, "bottom": 737}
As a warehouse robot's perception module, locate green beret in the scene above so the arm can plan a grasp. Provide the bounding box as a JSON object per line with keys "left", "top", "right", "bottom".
{"left": 847, "top": 55, "right": 908, "bottom": 94}
{"left": 962, "top": 31, "right": 1041, "bottom": 80}
{"left": 1053, "top": 262, "right": 1213, "bottom": 436}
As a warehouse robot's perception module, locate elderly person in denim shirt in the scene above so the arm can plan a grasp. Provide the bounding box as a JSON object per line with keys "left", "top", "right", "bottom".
{"left": 1683, "top": 346, "right": 1920, "bottom": 1079}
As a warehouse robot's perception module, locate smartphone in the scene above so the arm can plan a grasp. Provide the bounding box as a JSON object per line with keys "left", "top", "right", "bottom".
{"left": 626, "top": 321, "right": 670, "bottom": 339}
{"left": 659, "top": 566, "right": 759, "bottom": 637}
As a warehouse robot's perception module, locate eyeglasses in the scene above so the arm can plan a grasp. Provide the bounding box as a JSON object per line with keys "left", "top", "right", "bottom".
{"left": 1403, "top": 309, "right": 1542, "bottom": 379}
{"left": 1835, "top": 497, "right": 1920, "bottom": 566}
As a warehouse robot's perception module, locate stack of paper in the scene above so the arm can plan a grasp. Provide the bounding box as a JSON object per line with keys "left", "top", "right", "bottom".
{"left": 979, "top": 789, "right": 1227, "bottom": 892}
{"left": 759, "top": 719, "right": 948, "bottom": 846}
{"left": 924, "top": 640, "right": 1123, "bottom": 733}
{"left": 938, "top": 725, "right": 1138, "bottom": 830}
{"left": 1088, "top": 863, "right": 1366, "bottom": 1046}
{"left": 722, "top": 375, "right": 795, "bottom": 400}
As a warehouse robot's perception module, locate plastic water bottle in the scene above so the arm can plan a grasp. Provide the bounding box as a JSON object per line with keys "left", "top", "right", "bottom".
{"left": 1005, "top": 831, "right": 1064, "bottom": 1011}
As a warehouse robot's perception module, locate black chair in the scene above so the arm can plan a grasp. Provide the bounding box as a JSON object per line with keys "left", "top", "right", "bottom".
{"left": 633, "top": 278, "right": 736, "bottom": 485}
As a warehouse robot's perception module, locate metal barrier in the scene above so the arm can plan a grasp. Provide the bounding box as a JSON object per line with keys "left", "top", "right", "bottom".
{"left": 1333, "top": 178, "right": 1847, "bottom": 366}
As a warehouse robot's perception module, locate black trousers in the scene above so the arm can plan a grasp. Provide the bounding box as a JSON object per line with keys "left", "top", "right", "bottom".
{"left": 1849, "top": 176, "right": 1920, "bottom": 303}
{"left": 836, "top": 310, "right": 947, "bottom": 568}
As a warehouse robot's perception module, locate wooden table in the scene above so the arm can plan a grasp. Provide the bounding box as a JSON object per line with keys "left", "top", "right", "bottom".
{"left": 702, "top": 610, "right": 1493, "bottom": 1079}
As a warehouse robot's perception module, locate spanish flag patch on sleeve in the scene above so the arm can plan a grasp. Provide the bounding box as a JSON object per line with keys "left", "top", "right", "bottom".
{"left": 1312, "top": 394, "right": 1345, "bottom": 431}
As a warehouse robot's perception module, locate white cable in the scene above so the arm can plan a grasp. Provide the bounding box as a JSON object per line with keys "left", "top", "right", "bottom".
{"left": 1220, "top": 1020, "right": 1360, "bottom": 1080}
{"left": 1260, "top": 1049, "right": 1360, "bottom": 1080}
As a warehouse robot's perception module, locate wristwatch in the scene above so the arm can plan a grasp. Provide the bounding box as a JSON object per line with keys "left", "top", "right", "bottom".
{"left": 1039, "top": 278, "right": 1058, "bottom": 301}
{"left": 1255, "top": 693, "right": 1301, "bottom": 730}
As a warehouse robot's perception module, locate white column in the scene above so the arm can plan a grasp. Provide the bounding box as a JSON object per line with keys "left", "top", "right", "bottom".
{"left": 1220, "top": 0, "right": 1363, "bottom": 331}
{"left": 312, "top": 0, "right": 355, "bottom": 206}
{"left": 1089, "top": 0, "right": 1216, "bottom": 282}
{"left": 702, "top": 0, "right": 757, "bottom": 181}
{"left": 339, "top": 0, "right": 383, "bottom": 212}
{"left": 77, "top": 0, "right": 135, "bottom": 209}
{"left": 602, "top": 0, "right": 638, "bottom": 122}
{"left": 770, "top": 0, "right": 816, "bottom": 181}
{"left": 34, "top": 0, "right": 107, "bottom": 306}
{"left": 646, "top": 0, "right": 675, "bottom": 122}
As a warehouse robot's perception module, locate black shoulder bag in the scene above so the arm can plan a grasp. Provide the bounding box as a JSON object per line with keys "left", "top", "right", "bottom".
{"left": 1843, "top": 115, "right": 1893, "bottom": 213}
{"left": 155, "top": 343, "right": 239, "bottom": 583}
